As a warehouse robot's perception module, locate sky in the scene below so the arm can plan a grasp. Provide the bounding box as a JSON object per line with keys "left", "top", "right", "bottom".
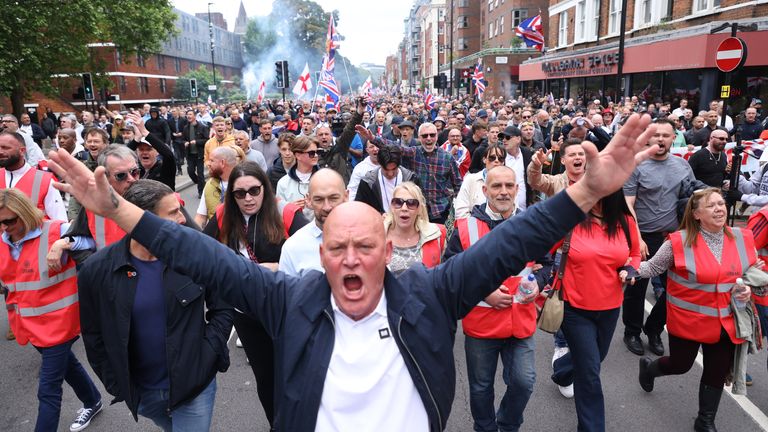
{"left": 171, "top": 0, "right": 414, "bottom": 66}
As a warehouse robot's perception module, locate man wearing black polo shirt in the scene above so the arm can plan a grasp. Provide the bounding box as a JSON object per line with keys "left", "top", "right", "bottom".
{"left": 688, "top": 128, "right": 729, "bottom": 187}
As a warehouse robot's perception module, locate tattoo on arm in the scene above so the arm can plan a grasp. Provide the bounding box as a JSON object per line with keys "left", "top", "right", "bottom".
{"left": 109, "top": 187, "right": 120, "bottom": 209}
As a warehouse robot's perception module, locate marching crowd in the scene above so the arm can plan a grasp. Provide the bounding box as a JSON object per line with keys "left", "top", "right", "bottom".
{"left": 1, "top": 91, "right": 768, "bottom": 432}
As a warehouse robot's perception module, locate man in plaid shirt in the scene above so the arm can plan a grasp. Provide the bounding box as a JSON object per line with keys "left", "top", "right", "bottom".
{"left": 358, "top": 122, "right": 462, "bottom": 223}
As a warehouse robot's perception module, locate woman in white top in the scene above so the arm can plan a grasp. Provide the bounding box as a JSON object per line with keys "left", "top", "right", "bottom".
{"left": 453, "top": 144, "right": 506, "bottom": 219}
{"left": 275, "top": 135, "right": 319, "bottom": 221}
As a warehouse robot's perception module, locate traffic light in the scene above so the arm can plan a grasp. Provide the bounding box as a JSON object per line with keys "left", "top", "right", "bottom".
{"left": 433, "top": 76, "right": 441, "bottom": 89}
{"left": 275, "top": 61, "right": 289, "bottom": 89}
{"left": 82, "top": 73, "right": 94, "bottom": 101}
{"left": 439, "top": 74, "right": 448, "bottom": 89}
{"left": 190, "top": 78, "right": 198, "bottom": 98}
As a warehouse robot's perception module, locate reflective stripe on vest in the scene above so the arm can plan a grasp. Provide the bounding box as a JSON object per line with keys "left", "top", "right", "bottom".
{"left": 7, "top": 221, "right": 77, "bottom": 292}
{"left": 94, "top": 214, "right": 107, "bottom": 249}
{"left": 667, "top": 292, "right": 731, "bottom": 318}
{"left": 670, "top": 229, "right": 749, "bottom": 294}
{"left": 30, "top": 169, "right": 44, "bottom": 209}
{"left": 17, "top": 293, "right": 79, "bottom": 317}
{"left": 476, "top": 264, "right": 532, "bottom": 308}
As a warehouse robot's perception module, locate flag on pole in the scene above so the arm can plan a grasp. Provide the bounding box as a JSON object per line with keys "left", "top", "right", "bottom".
{"left": 319, "top": 15, "right": 342, "bottom": 109}
{"left": 472, "top": 60, "right": 485, "bottom": 100}
{"left": 515, "top": 15, "right": 545, "bottom": 51}
{"left": 360, "top": 75, "right": 372, "bottom": 95}
{"left": 424, "top": 90, "right": 436, "bottom": 110}
{"left": 256, "top": 81, "right": 266, "bottom": 105}
{"left": 292, "top": 62, "right": 313, "bottom": 98}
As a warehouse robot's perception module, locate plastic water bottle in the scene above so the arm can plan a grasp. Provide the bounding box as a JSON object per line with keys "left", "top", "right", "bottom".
{"left": 735, "top": 278, "right": 747, "bottom": 310}
{"left": 514, "top": 274, "right": 538, "bottom": 304}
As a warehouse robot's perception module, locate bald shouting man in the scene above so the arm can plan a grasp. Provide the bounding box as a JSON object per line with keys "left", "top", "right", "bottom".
{"left": 48, "top": 114, "right": 658, "bottom": 431}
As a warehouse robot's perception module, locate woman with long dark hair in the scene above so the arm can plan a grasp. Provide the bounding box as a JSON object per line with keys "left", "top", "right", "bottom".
{"left": 554, "top": 188, "right": 640, "bottom": 432}
{"left": 203, "top": 161, "right": 308, "bottom": 427}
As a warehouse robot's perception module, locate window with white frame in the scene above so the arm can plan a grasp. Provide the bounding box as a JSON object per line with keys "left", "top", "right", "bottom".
{"left": 576, "top": 1, "right": 586, "bottom": 41}
{"left": 499, "top": 16, "right": 504, "bottom": 34}
{"left": 592, "top": 0, "right": 600, "bottom": 38}
{"left": 608, "top": 0, "right": 622, "bottom": 35}
{"left": 489, "top": 21, "right": 495, "bottom": 38}
{"left": 558, "top": 11, "right": 568, "bottom": 47}
{"left": 458, "top": 16, "right": 469, "bottom": 28}
{"left": 575, "top": 0, "right": 599, "bottom": 43}
{"left": 635, "top": 0, "right": 673, "bottom": 28}
{"left": 512, "top": 9, "right": 528, "bottom": 28}
{"left": 694, "top": 0, "right": 721, "bottom": 13}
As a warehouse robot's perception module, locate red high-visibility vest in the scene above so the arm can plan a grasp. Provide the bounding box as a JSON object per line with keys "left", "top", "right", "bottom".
{"left": 747, "top": 208, "right": 768, "bottom": 306}
{"left": 456, "top": 217, "right": 537, "bottom": 339}
{"left": 420, "top": 224, "right": 447, "bottom": 268}
{"left": 86, "top": 210, "right": 126, "bottom": 250}
{"left": 215, "top": 199, "right": 301, "bottom": 239}
{"left": 667, "top": 228, "right": 755, "bottom": 344}
{"left": 0, "top": 167, "right": 53, "bottom": 215}
{"left": 0, "top": 220, "right": 80, "bottom": 347}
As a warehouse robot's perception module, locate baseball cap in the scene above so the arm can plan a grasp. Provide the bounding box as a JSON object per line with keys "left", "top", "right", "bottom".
{"left": 390, "top": 116, "right": 404, "bottom": 126}
{"left": 499, "top": 125, "right": 522, "bottom": 139}
{"left": 398, "top": 120, "right": 415, "bottom": 130}
{"left": 477, "top": 109, "right": 488, "bottom": 118}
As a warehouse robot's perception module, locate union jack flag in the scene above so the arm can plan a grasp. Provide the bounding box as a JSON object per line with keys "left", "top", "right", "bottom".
{"left": 472, "top": 61, "right": 485, "bottom": 99}
{"left": 424, "top": 91, "right": 436, "bottom": 110}
{"left": 515, "top": 15, "right": 544, "bottom": 51}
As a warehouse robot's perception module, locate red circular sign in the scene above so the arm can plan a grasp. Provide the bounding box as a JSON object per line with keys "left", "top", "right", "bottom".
{"left": 716, "top": 37, "right": 747, "bottom": 73}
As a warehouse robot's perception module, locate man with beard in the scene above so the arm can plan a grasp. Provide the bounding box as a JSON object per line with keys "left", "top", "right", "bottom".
{"left": 684, "top": 115, "right": 706, "bottom": 145}
{"left": 278, "top": 168, "right": 348, "bottom": 276}
{"left": 315, "top": 100, "right": 364, "bottom": 185}
{"left": 688, "top": 128, "right": 729, "bottom": 187}
{"left": 622, "top": 119, "right": 698, "bottom": 357}
{"left": 250, "top": 119, "right": 280, "bottom": 164}
{"left": 692, "top": 111, "right": 720, "bottom": 147}
{"left": 195, "top": 146, "right": 238, "bottom": 227}
{"left": 203, "top": 117, "right": 235, "bottom": 169}
{"left": 1, "top": 114, "right": 46, "bottom": 167}
{"left": 125, "top": 113, "right": 177, "bottom": 190}
{"left": 0, "top": 131, "right": 66, "bottom": 220}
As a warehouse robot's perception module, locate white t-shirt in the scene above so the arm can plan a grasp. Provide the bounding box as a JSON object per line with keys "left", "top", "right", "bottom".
{"left": 196, "top": 180, "right": 227, "bottom": 216}
{"left": 505, "top": 151, "right": 527, "bottom": 210}
{"left": 315, "top": 293, "right": 429, "bottom": 432}
{"left": 4, "top": 164, "right": 66, "bottom": 221}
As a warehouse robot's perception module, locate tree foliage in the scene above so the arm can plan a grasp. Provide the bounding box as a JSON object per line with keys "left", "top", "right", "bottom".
{"left": 173, "top": 66, "right": 244, "bottom": 103}
{"left": 0, "top": 0, "right": 177, "bottom": 116}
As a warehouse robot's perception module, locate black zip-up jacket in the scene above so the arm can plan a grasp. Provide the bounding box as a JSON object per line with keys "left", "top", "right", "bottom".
{"left": 128, "top": 133, "right": 176, "bottom": 190}
{"left": 77, "top": 236, "right": 233, "bottom": 420}
{"left": 127, "top": 190, "right": 585, "bottom": 431}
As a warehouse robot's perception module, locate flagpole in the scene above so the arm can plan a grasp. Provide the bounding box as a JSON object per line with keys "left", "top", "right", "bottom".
{"left": 310, "top": 70, "right": 321, "bottom": 115}
{"left": 341, "top": 56, "right": 354, "bottom": 96}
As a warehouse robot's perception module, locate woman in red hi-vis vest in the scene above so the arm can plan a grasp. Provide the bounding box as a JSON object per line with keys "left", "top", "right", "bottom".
{"left": 0, "top": 189, "right": 103, "bottom": 431}
{"left": 384, "top": 182, "right": 447, "bottom": 274}
{"left": 637, "top": 188, "right": 757, "bottom": 432}
{"left": 203, "top": 161, "right": 308, "bottom": 429}
{"left": 552, "top": 189, "right": 640, "bottom": 432}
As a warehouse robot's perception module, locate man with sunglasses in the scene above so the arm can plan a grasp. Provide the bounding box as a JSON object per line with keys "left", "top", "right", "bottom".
{"left": 125, "top": 113, "right": 177, "bottom": 191}
{"left": 688, "top": 129, "right": 729, "bottom": 188}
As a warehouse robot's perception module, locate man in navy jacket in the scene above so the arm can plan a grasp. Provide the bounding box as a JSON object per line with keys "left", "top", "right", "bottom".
{"left": 49, "top": 114, "right": 659, "bottom": 431}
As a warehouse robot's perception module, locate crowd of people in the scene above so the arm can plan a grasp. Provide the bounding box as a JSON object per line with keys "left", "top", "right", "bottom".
{"left": 1, "top": 90, "right": 767, "bottom": 432}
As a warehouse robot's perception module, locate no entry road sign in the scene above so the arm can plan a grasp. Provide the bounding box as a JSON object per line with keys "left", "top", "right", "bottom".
{"left": 716, "top": 37, "right": 747, "bottom": 73}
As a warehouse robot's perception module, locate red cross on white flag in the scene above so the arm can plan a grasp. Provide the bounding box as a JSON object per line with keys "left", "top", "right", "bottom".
{"left": 292, "top": 62, "right": 313, "bottom": 98}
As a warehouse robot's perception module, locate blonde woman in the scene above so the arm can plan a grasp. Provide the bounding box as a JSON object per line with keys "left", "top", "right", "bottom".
{"left": 384, "top": 182, "right": 447, "bottom": 275}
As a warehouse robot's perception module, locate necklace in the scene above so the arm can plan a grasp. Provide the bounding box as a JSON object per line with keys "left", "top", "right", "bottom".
{"left": 389, "top": 228, "right": 418, "bottom": 246}
{"left": 707, "top": 148, "right": 722, "bottom": 164}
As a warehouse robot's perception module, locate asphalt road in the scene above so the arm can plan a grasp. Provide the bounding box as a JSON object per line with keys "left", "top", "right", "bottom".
{"left": 2, "top": 179, "right": 767, "bottom": 431}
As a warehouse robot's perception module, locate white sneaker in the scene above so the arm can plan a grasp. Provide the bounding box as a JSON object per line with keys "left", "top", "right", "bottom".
{"left": 552, "top": 347, "right": 569, "bottom": 367}
{"left": 236, "top": 337, "right": 243, "bottom": 348}
{"left": 558, "top": 383, "right": 574, "bottom": 398}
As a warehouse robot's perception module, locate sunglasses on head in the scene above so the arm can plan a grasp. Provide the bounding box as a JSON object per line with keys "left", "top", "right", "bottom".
{"left": 113, "top": 168, "right": 140, "bottom": 182}
{"left": 420, "top": 133, "right": 436, "bottom": 138}
{"left": 391, "top": 198, "right": 419, "bottom": 209}
{"left": 0, "top": 216, "right": 19, "bottom": 227}
{"left": 232, "top": 185, "right": 262, "bottom": 199}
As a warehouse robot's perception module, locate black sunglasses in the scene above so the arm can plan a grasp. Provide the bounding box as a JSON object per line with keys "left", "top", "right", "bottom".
{"left": 298, "top": 150, "right": 319, "bottom": 158}
{"left": 113, "top": 168, "right": 140, "bottom": 182}
{"left": 0, "top": 216, "right": 19, "bottom": 227}
{"left": 232, "top": 185, "right": 262, "bottom": 199}
{"left": 391, "top": 198, "right": 419, "bottom": 209}
{"left": 498, "top": 133, "right": 515, "bottom": 140}
{"left": 419, "top": 133, "right": 436, "bottom": 138}
{"left": 486, "top": 155, "right": 504, "bottom": 162}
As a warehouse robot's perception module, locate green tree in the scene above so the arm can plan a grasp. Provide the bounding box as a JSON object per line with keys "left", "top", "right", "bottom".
{"left": 174, "top": 66, "right": 245, "bottom": 103}
{"left": 0, "top": 0, "right": 177, "bottom": 117}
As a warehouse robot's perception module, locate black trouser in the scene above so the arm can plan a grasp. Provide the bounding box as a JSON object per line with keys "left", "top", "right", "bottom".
{"left": 172, "top": 140, "right": 186, "bottom": 168}
{"left": 233, "top": 312, "right": 275, "bottom": 426}
{"left": 659, "top": 329, "right": 734, "bottom": 387}
{"left": 186, "top": 152, "right": 205, "bottom": 195}
{"left": 622, "top": 231, "right": 667, "bottom": 337}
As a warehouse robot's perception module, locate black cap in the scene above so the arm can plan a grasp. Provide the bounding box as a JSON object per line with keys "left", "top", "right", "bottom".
{"left": 390, "top": 116, "right": 404, "bottom": 125}
{"left": 499, "top": 125, "right": 521, "bottom": 139}
{"left": 398, "top": 120, "right": 415, "bottom": 130}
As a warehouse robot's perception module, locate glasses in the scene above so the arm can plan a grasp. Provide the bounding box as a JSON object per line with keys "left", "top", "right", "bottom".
{"left": 498, "top": 133, "right": 516, "bottom": 140}
{"left": 0, "top": 216, "right": 19, "bottom": 227}
{"left": 522, "top": 115, "right": 531, "bottom": 119}
{"left": 225, "top": 122, "right": 232, "bottom": 125}
{"left": 298, "top": 150, "right": 319, "bottom": 158}
{"left": 486, "top": 155, "right": 504, "bottom": 162}
{"left": 113, "top": 167, "right": 140, "bottom": 182}
{"left": 391, "top": 198, "right": 419, "bottom": 209}
{"left": 232, "top": 185, "right": 262, "bottom": 199}
{"left": 419, "top": 133, "right": 436, "bottom": 138}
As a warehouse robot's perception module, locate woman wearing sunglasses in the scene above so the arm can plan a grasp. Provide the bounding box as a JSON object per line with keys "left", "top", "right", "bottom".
{"left": 454, "top": 144, "right": 506, "bottom": 219}
{"left": 203, "top": 161, "right": 308, "bottom": 429}
{"left": 384, "top": 182, "right": 447, "bottom": 274}
{"left": 275, "top": 135, "right": 319, "bottom": 221}
{"left": 0, "top": 189, "right": 103, "bottom": 431}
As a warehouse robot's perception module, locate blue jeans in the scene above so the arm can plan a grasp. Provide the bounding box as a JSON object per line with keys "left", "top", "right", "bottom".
{"left": 465, "top": 335, "right": 536, "bottom": 432}
{"left": 560, "top": 303, "right": 620, "bottom": 432}
{"left": 34, "top": 337, "right": 101, "bottom": 432}
{"left": 137, "top": 378, "right": 217, "bottom": 432}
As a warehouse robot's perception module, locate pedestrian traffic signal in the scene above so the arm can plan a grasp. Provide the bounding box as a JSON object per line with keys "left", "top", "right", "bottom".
{"left": 275, "top": 61, "right": 289, "bottom": 89}
{"left": 439, "top": 74, "right": 448, "bottom": 89}
{"left": 82, "top": 73, "right": 95, "bottom": 101}
{"left": 190, "top": 78, "right": 198, "bottom": 98}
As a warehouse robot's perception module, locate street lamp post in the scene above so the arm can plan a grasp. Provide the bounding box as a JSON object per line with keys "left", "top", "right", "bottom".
{"left": 208, "top": 2, "right": 218, "bottom": 103}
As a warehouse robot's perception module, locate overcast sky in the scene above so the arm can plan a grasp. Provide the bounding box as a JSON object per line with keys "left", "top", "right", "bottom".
{"left": 172, "top": 0, "right": 414, "bottom": 66}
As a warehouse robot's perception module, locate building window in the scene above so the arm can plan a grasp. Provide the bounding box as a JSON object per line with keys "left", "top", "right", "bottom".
{"left": 458, "top": 37, "right": 468, "bottom": 50}
{"left": 159, "top": 78, "right": 167, "bottom": 94}
{"left": 156, "top": 54, "right": 165, "bottom": 70}
{"left": 138, "top": 77, "right": 149, "bottom": 94}
{"left": 488, "top": 0, "right": 493, "bottom": 12}
{"left": 489, "top": 22, "right": 495, "bottom": 38}
{"left": 174, "top": 58, "right": 181, "bottom": 73}
{"left": 608, "top": 0, "right": 622, "bottom": 35}
{"left": 635, "top": 0, "right": 673, "bottom": 28}
{"left": 512, "top": 9, "right": 528, "bottom": 28}
{"left": 189, "top": 61, "right": 195, "bottom": 71}
{"left": 576, "top": 0, "right": 600, "bottom": 42}
{"left": 694, "top": 0, "right": 721, "bottom": 13}
{"left": 499, "top": 16, "right": 504, "bottom": 34}
{"left": 558, "top": 11, "right": 568, "bottom": 47}
{"left": 115, "top": 49, "right": 121, "bottom": 65}
{"left": 137, "top": 54, "right": 145, "bottom": 67}
{"left": 592, "top": 0, "right": 600, "bottom": 38}
{"left": 458, "top": 16, "right": 469, "bottom": 28}
{"left": 459, "top": 0, "right": 469, "bottom": 7}
{"left": 576, "top": 1, "right": 587, "bottom": 41}
{"left": 119, "top": 76, "right": 127, "bottom": 93}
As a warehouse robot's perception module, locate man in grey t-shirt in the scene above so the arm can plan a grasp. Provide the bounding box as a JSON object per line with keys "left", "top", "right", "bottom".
{"left": 622, "top": 119, "right": 697, "bottom": 357}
